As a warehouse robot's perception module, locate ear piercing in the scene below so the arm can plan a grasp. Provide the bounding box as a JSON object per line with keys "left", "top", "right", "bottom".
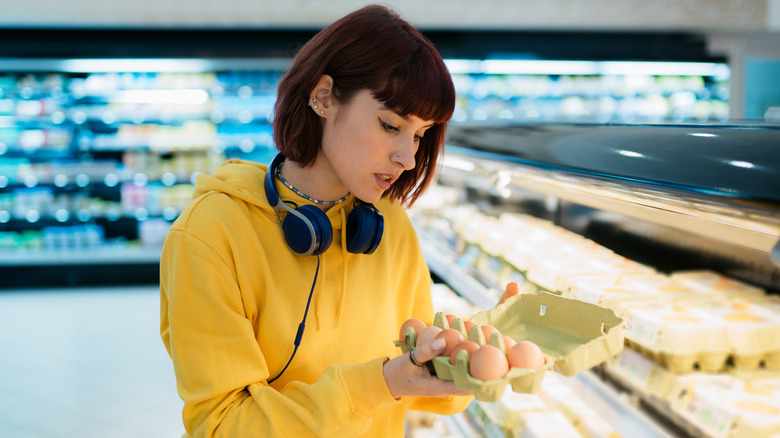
{"left": 311, "top": 97, "right": 325, "bottom": 114}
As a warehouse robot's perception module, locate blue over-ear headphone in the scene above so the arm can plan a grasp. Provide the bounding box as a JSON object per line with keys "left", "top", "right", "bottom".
{"left": 264, "top": 153, "right": 384, "bottom": 256}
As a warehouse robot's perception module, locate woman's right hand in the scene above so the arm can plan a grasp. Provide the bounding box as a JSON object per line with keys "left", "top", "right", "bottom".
{"left": 382, "top": 337, "right": 473, "bottom": 399}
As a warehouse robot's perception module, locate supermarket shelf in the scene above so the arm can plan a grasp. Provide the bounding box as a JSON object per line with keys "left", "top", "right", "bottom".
{"left": 603, "top": 365, "right": 709, "bottom": 438}
{"left": 0, "top": 245, "right": 161, "bottom": 266}
{"left": 444, "top": 123, "right": 780, "bottom": 266}
{"left": 418, "top": 231, "right": 497, "bottom": 311}
{"left": 567, "top": 370, "right": 677, "bottom": 438}
{"left": 0, "top": 57, "right": 293, "bottom": 73}
{"left": 420, "top": 229, "right": 679, "bottom": 438}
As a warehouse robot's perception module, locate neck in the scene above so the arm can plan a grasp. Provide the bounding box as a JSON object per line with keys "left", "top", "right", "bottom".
{"left": 279, "top": 159, "right": 350, "bottom": 206}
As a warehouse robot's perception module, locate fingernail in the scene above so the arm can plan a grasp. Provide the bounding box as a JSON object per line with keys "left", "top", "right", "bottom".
{"left": 432, "top": 338, "right": 446, "bottom": 350}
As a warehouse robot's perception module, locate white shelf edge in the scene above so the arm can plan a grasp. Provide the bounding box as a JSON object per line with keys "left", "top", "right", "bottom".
{"left": 0, "top": 245, "right": 162, "bottom": 266}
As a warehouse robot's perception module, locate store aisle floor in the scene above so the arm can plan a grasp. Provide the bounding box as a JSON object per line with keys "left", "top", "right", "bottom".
{"left": 0, "top": 285, "right": 185, "bottom": 438}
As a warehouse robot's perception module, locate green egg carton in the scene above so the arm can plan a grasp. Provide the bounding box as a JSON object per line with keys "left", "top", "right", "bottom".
{"left": 395, "top": 292, "right": 625, "bottom": 402}
{"left": 434, "top": 328, "right": 555, "bottom": 401}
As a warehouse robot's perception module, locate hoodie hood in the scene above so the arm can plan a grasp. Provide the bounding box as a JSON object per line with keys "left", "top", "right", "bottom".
{"left": 193, "top": 158, "right": 355, "bottom": 226}
{"left": 193, "top": 158, "right": 355, "bottom": 327}
{"left": 193, "top": 159, "right": 272, "bottom": 209}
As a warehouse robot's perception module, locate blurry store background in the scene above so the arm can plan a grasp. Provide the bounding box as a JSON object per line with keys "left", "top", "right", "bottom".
{"left": 1, "top": 0, "right": 779, "bottom": 437}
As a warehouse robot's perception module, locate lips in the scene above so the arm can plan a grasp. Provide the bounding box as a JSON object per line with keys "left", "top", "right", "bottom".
{"left": 375, "top": 173, "right": 395, "bottom": 190}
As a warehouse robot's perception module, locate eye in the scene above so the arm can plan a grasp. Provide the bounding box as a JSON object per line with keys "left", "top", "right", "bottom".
{"left": 414, "top": 127, "right": 431, "bottom": 143}
{"left": 379, "top": 118, "right": 399, "bottom": 132}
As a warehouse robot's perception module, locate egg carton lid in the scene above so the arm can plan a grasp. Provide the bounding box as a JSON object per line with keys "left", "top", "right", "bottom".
{"left": 471, "top": 291, "right": 625, "bottom": 377}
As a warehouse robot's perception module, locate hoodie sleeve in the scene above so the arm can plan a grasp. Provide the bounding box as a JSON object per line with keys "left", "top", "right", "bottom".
{"left": 387, "top": 208, "right": 474, "bottom": 416}
{"left": 160, "top": 226, "right": 400, "bottom": 437}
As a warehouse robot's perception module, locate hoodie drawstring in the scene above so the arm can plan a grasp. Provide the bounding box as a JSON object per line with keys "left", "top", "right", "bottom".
{"left": 336, "top": 207, "right": 348, "bottom": 328}
{"left": 314, "top": 206, "right": 349, "bottom": 329}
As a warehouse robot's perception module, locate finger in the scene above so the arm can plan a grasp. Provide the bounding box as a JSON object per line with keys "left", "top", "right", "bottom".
{"left": 412, "top": 337, "right": 446, "bottom": 363}
{"left": 497, "top": 282, "right": 520, "bottom": 305}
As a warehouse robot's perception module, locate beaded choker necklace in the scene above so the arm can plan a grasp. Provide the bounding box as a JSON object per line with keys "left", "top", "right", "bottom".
{"left": 275, "top": 161, "right": 350, "bottom": 206}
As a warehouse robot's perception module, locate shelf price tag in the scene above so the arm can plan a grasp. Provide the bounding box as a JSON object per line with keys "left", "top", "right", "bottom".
{"left": 682, "top": 391, "right": 734, "bottom": 438}
{"left": 624, "top": 310, "right": 660, "bottom": 347}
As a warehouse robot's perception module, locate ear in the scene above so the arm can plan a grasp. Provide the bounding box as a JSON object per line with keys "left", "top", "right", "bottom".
{"left": 309, "top": 75, "right": 334, "bottom": 117}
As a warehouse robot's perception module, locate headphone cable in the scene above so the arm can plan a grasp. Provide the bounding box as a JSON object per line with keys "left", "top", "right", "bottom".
{"left": 268, "top": 255, "right": 320, "bottom": 384}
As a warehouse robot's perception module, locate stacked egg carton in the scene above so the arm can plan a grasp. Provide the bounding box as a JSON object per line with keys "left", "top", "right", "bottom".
{"left": 450, "top": 210, "right": 779, "bottom": 375}
{"left": 449, "top": 210, "right": 503, "bottom": 279}
{"left": 448, "top": 211, "right": 557, "bottom": 288}
{"left": 615, "top": 271, "right": 779, "bottom": 374}
{"left": 605, "top": 346, "right": 682, "bottom": 403}
{"left": 409, "top": 186, "right": 473, "bottom": 253}
{"left": 679, "top": 296, "right": 780, "bottom": 371}
{"left": 468, "top": 373, "right": 625, "bottom": 438}
{"left": 607, "top": 348, "right": 780, "bottom": 438}
{"left": 448, "top": 210, "right": 663, "bottom": 304}
{"left": 619, "top": 299, "right": 732, "bottom": 372}
{"left": 669, "top": 373, "right": 780, "bottom": 438}
{"left": 537, "top": 373, "right": 625, "bottom": 438}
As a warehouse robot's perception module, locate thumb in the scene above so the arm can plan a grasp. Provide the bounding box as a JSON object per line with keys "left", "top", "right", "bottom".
{"left": 413, "top": 337, "right": 446, "bottom": 363}
{"left": 497, "top": 282, "right": 520, "bottom": 305}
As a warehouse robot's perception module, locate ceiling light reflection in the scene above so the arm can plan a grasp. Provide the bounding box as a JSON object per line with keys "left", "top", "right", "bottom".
{"left": 443, "top": 155, "right": 476, "bottom": 172}
{"left": 618, "top": 150, "right": 644, "bottom": 158}
{"left": 729, "top": 160, "right": 754, "bottom": 169}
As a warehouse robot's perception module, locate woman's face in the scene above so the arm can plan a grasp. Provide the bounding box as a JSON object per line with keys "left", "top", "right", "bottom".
{"left": 318, "top": 89, "right": 433, "bottom": 204}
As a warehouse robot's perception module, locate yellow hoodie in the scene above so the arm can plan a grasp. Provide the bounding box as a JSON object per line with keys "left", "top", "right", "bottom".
{"left": 160, "top": 159, "right": 471, "bottom": 437}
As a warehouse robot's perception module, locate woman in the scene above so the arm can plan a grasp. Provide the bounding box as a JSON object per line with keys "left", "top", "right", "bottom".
{"left": 160, "top": 5, "right": 516, "bottom": 437}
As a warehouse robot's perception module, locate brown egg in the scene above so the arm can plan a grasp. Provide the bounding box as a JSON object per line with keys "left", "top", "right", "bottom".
{"left": 449, "top": 340, "right": 480, "bottom": 365}
{"left": 434, "top": 328, "right": 465, "bottom": 357}
{"left": 481, "top": 325, "right": 499, "bottom": 343}
{"left": 507, "top": 340, "right": 546, "bottom": 369}
{"left": 502, "top": 335, "right": 517, "bottom": 350}
{"left": 398, "top": 318, "right": 427, "bottom": 341}
{"left": 469, "top": 344, "right": 510, "bottom": 382}
{"left": 416, "top": 325, "right": 443, "bottom": 347}
{"left": 463, "top": 320, "right": 477, "bottom": 335}
{"left": 446, "top": 314, "right": 458, "bottom": 327}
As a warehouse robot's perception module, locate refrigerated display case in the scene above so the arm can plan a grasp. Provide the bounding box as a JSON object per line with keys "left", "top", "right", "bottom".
{"left": 407, "top": 121, "right": 780, "bottom": 437}
{"left": 0, "top": 59, "right": 287, "bottom": 286}
{"left": 0, "top": 56, "right": 732, "bottom": 286}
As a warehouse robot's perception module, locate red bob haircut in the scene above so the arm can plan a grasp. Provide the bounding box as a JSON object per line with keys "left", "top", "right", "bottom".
{"left": 272, "top": 4, "right": 455, "bottom": 206}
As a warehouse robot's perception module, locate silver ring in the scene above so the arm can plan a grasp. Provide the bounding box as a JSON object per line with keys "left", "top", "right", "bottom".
{"left": 409, "top": 347, "right": 424, "bottom": 367}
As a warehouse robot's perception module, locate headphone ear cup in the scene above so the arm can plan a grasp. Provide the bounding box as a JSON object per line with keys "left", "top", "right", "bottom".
{"left": 282, "top": 205, "right": 333, "bottom": 256}
{"left": 346, "top": 204, "right": 384, "bottom": 254}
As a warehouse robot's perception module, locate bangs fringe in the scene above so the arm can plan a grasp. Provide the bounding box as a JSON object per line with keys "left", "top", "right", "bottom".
{"left": 374, "top": 48, "right": 455, "bottom": 124}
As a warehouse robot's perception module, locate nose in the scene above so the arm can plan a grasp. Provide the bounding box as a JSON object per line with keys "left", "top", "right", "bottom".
{"left": 394, "top": 137, "right": 416, "bottom": 171}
